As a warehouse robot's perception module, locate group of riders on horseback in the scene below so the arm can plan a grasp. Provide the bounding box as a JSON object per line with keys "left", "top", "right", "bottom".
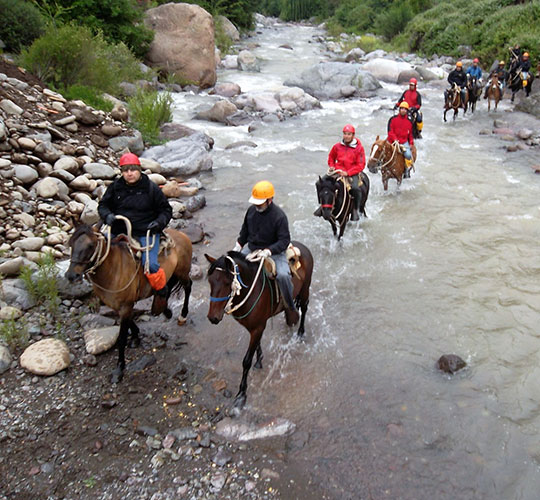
{"left": 444, "top": 43, "right": 534, "bottom": 118}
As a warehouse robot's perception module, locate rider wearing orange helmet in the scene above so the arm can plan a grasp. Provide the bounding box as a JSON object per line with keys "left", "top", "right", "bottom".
{"left": 395, "top": 78, "right": 423, "bottom": 139}
{"left": 323, "top": 123, "right": 366, "bottom": 221}
{"left": 233, "top": 181, "right": 299, "bottom": 326}
{"left": 446, "top": 61, "right": 468, "bottom": 103}
{"left": 387, "top": 102, "right": 414, "bottom": 178}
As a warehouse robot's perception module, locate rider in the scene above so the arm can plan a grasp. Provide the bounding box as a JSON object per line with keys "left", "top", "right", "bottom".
{"left": 395, "top": 78, "right": 423, "bottom": 139}
{"left": 483, "top": 60, "right": 508, "bottom": 98}
{"left": 446, "top": 61, "right": 468, "bottom": 104}
{"left": 509, "top": 44, "right": 522, "bottom": 67}
{"left": 387, "top": 102, "right": 414, "bottom": 179}
{"left": 98, "top": 152, "right": 172, "bottom": 306}
{"left": 316, "top": 124, "right": 366, "bottom": 221}
{"left": 233, "top": 181, "right": 300, "bottom": 326}
{"left": 466, "top": 58, "right": 483, "bottom": 81}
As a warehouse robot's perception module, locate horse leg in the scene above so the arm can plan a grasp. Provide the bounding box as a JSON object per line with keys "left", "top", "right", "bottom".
{"left": 177, "top": 278, "right": 192, "bottom": 326}
{"left": 297, "top": 297, "right": 309, "bottom": 338}
{"left": 338, "top": 221, "right": 346, "bottom": 241}
{"left": 234, "top": 326, "right": 265, "bottom": 409}
{"left": 111, "top": 315, "right": 131, "bottom": 384}
{"left": 127, "top": 318, "right": 140, "bottom": 348}
{"left": 443, "top": 109, "right": 447, "bottom": 122}
{"left": 254, "top": 343, "right": 263, "bottom": 369}
{"left": 330, "top": 220, "right": 337, "bottom": 238}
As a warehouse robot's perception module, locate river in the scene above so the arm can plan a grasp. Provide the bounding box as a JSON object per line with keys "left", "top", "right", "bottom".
{"left": 169, "top": 20, "right": 540, "bottom": 500}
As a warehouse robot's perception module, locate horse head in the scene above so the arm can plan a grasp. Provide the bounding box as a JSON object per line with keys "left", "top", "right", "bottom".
{"left": 316, "top": 175, "right": 340, "bottom": 221}
{"left": 368, "top": 135, "right": 385, "bottom": 173}
{"left": 66, "top": 225, "right": 100, "bottom": 282}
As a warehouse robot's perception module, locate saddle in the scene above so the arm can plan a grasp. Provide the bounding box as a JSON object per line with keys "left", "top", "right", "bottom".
{"left": 112, "top": 231, "right": 175, "bottom": 261}
{"left": 263, "top": 243, "right": 302, "bottom": 279}
{"left": 326, "top": 168, "right": 361, "bottom": 187}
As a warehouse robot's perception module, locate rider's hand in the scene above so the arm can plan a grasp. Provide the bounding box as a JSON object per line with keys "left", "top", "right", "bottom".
{"left": 105, "top": 214, "right": 115, "bottom": 226}
{"left": 232, "top": 241, "right": 242, "bottom": 252}
{"left": 260, "top": 249, "right": 271, "bottom": 259}
{"left": 246, "top": 250, "right": 261, "bottom": 262}
{"left": 336, "top": 169, "right": 346, "bottom": 176}
{"left": 147, "top": 221, "right": 160, "bottom": 234}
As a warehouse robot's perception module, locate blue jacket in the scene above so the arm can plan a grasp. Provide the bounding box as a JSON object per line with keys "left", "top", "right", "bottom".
{"left": 466, "top": 65, "right": 483, "bottom": 80}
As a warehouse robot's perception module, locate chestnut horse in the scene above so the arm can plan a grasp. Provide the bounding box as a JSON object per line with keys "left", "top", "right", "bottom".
{"left": 205, "top": 243, "right": 313, "bottom": 409}
{"left": 66, "top": 224, "right": 192, "bottom": 383}
{"left": 486, "top": 75, "right": 502, "bottom": 111}
{"left": 367, "top": 136, "right": 417, "bottom": 191}
{"left": 315, "top": 172, "right": 369, "bottom": 241}
{"left": 444, "top": 84, "right": 468, "bottom": 122}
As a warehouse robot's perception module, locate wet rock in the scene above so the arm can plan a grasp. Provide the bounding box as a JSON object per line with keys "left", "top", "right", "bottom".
{"left": 84, "top": 326, "right": 120, "bottom": 355}
{"left": 195, "top": 100, "right": 237, "bottom": 123}
{"left": 136, "top": 425, "right": 158, "bottom": 436}
{"left": 0, "top": 345, "right": 12, "bottom": 374}
{"left": 437, "top": 354, "right": 466, "bottom": 374}
{"left": 170, "top": 427, "right": 198, "bottom": 441}
{"left": 215, "top": 416, "right": 296, "bottom": 441}
{"left": 125, "top": 353, "right": 156, "bottom": 373}
{"left": 212, "top": 447, "right": 232, "bottom": 466}
{"left": 19, "top": 338, "right": 70, "bottom": 376}
{"left": 212, "top": 82, "right": 241, "bottom": 98}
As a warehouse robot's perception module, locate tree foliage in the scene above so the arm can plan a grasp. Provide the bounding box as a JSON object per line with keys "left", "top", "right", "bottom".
{"left": 0, "top": 0, "right": 45, "bottom": 53}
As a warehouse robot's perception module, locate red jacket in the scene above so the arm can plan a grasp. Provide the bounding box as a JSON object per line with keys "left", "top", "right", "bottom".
{"left": 327, "top": 139, "right": 365, "bottom": 176}
{"left": 397, "top": 89, "right": 422, "bottom": 110}
{"left": 387, "top": 114, "right": 414, "bottom": 146}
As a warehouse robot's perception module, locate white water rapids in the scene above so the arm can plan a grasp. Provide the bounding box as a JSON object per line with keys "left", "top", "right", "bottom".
{"left": 169, "top": 20, "right": 540, "bottom": 500}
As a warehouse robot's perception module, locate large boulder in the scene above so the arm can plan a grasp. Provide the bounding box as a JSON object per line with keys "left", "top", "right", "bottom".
{"left": 362, "top": 58, "right": 412, "bottom": 84}
{"left": 284, "top": 62, "right": 381, "bottom": 100}
{"left": 20, "top": 338, "right": 70, "bottom": 376}
{"left": 144, "top": 3, "right": 216, "bottom": 88}
{"left": 217, "top": 15, "right": 239, "bottom": 42}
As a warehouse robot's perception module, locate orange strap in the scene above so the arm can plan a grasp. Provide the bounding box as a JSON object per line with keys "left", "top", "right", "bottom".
{"left": 145, "top": 268, "right": 166, "bottom": 290}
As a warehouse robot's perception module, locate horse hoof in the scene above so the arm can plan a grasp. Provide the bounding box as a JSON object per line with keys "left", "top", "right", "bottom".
{"left": 163, "top": 308, "right": 172, "bottom": 319}
{"left": 128, "top": 336, "right": 140, "bottom": 348}
{"left": 111, "top": 368, "right": 123, "bottom": 384}
{"left": 254, "top": 360, "right": 263, "bottom": 369}
{"left": 177, "top": 316, "right": 187, "bottom": 326}
{"left": 233, "top": 394, "right": 246, "bottom": 410}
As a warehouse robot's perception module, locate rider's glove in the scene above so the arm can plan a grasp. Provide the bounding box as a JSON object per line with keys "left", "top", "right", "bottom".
{"left": 232, "top": 241, "right": 242, "bottom": 252}
{"left": 105, "top": 214, "right": 116, "bottom": 226}
{"left": 147, "top": 221, "right": 160, "bottom": 234}
{"left": 260, "top": 249, "right": 271, "bottom": 259}
{"left": 246, "top": 249, "right": 271, "bottom": 262}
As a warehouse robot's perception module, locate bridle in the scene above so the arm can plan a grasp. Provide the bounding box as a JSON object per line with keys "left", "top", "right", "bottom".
{"left": 369, "top": 140, "right": 399, "bottom": 172}
{"left": 209, "top": 256, "right": 267, "bottom": 318}
{"left": 319, "top": 176, "right": 349, "bottom": 222}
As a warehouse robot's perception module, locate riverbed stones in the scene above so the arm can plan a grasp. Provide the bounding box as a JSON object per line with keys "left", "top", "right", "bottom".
{"left": 19, "top": 338, "right": 71, "bottom": 376}
{"left": 0, "top": 99, "right": 23, "bottom": 115}
{"left": 195, "top": 100, "right": 237, "bottom": 123}
{"left": 84, "top": 326, "right": 120, "bottom": 355}
{"left": 14, "top": 164, "right": 38, "bottom": 184}
{"left": 437, "top": 354, "right": 466, "bottom": 374}
{"left": 0, "top": 305, "right": 23, "bottom": 320}
{"left": 11, "top": 237, "right": 45, "bottom": 251}
{"left": 0, "top": 344, "right": 12, "bottom": 374}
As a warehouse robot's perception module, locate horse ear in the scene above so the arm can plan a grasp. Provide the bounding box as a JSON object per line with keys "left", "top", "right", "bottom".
{"left": 204, "top": 254, "right": 216, "bottom": 264}
{"left": 376, "top": 135, "right": 379, "bottom": 140}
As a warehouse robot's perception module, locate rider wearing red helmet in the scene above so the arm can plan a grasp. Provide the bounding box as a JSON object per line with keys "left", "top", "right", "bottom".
{"left": 466, "top": 58, "right": 483, "bottom": 81}
{"left": 395, "top": 78, "right": 423, "bottom": 139}
{"left": 318, "top": 124, "right": 366, "bottom": 221}
{"left": 98, "top": 152, "right": 172, "bottom": 310}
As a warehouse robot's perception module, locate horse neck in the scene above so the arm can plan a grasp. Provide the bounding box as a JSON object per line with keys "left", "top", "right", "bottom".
{"left": 92, "top": 244, "right": 139, "bottom": 290}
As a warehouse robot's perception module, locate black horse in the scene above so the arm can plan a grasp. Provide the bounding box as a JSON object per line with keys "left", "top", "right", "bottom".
{"left": 315, "top": 172, "right": 369, "bottom": 241}
{"left": 508, "top": 62, "right": 534, "bottom": 102}
{"left": 467, "top": 74, "right": 482, "bottom": 113}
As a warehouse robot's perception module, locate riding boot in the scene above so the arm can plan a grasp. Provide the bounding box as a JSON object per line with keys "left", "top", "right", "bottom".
{"left": 279, "top": 279, "right": 299, "bottom": 327}
{"left": 313, "top": 206, "right": 323, "bottom": 217}
{"left": 404, "top": 158, "right": 413, "bottom": 179}
{"left": 351, "top": 194, "right": 360, "bottom": 221}
{"left": 146, "top": 268, "right": 168, "bottom": 316}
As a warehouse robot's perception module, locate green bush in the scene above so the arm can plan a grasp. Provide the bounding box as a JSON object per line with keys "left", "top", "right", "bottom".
{"left": 0, "top": 0, "right": 45, "bottom": 53}
{"left": 374, "top": 2, "right": 413, "bottom": 41}
{"left": 214, "top": 17, "right": 233, "bottom": 56}
{"left": 20, "top": 24, "right": 143, "bottom": 95}
{"left": 128, "top": 89, "right": 173, "bottom": 145}
{"left": 63, "top": 85, "right": 113, "bottom": 112}
{"left": 0, "top": 318, "right": 29, "bottom": 350}
{"left": 19, "top": 253, "right": 60, "bottom": 315}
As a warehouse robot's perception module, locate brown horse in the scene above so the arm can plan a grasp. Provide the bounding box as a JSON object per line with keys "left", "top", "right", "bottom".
{"left": 444, "top": 84, "right": 468, "bottom": 122}
{"left": 66, "top": 224, "right": 192, "bottom": 383}
{"left": 367, "top": 136, "right": 417, "bottom": 191}
{"left": 205, "top": 243, "right": 313, "bottom": 409}
{"left": 486, "top": 75, "right": 502, "bottom": 111}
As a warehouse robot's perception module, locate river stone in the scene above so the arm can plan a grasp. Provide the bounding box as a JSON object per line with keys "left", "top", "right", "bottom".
{"left": 437, "top": 354, "right": 466, "bottom": 374}
{"left": 54, "top": 156, "right": 79, "bottom": 174}
{"left": 185, "top": 194, "right": 206, "bottom": 213}
{"left": 12, "top": 237, "right": 45, "bottom": 251}
{"left": 13, "top": 212, "right": 35, "bottom": 228}
{"left": 20, "top": 338, "right": 70, "bottom": 376}
{"left": 83, "top": 163, "right": 116, "bottom": 179}
{"left": 0, "top": 345, "right": 12, "bottom": 374}
{"left": 70, "top": 175, "right": 95, "bottom": 191}
{"left": 54, "top": 115, "right": 76, "bottom": 126}
{"left": 170, "top": 201, "right": 186, "bottom": 218}
{"left": 162, "top": 180, "right": 198, "bottom": 197}
{"left": 80, "top": 199, "right": 100, "bottom": 225}
{"left": 108, "top": 131, "right": 144, "bottom": 156}
{"left": 222, "top": 55, "right": 238, "bottom": 69}
{"left": 517, "top": 128, "right": 533, "bottom": 140}
{"left": 0, "top": 306, "right": 23, "bottom": 320}
{"left": 0, "top": 119, "right": 6, "bottom": 141}
{"left": 345, "top": 47, "right": 365, "bottom": 62}
{"left": 14, "top": 164, "right": 39, "bottom": 184}
{"left": 238, "top": 50, "right": 260, "bottom": 72}
{"left": 148, "top": 173, "right": 166, "bottom": 185}
{"left": 84, "top": 326, "right": 120, "bottom": 355}
{"left": 183, "top": 223, "right": 204, "bottom": 244}
{"left": 111, "top": 103, "right": 129, "bottom": 122}
{"left": 34, "top": 141, "right": 62, "bottom": 163}
{"left": 0, "top": 158, "right": 11, "bottom": 168}
{"left": 0, "top": 256, "right": 27, "bottom": 277}
{"left": 213, "top": 82, "right": 241, "bottom": 97}
{"left": 397, "top": 69, "right": 422, "bottom": 84}
{"left": 67, "top": 200, "right": 85, "bottom": 214}
{"left": 415, "top": 66, "right": 440, "bottom": 82}
{"left": 18, "top": 137, "right": 37, "bottom": 150}
{"left": 0, "top": 99, "right": 23, "bottom": 115}
{"left": 1, "top": 279, "right": 36, "bottom": 310}
{"left": 43, "top": 88, "right": 66, "bottom": 102}
{"left": 195, "top": 100, "right": 237, "bottom": 123}
{"left": 101, "top": 124, "right": 122, "bottom": 137}
{"left": 139, "top": 157, "right": 161, "bottom": 173}
{"left": 71, "top": 107, "right": 104, "bottom": 126}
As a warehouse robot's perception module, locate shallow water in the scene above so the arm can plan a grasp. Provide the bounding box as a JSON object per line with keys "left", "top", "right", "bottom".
{"left": 171, "top": 20, "right": 540, "bottom": 500}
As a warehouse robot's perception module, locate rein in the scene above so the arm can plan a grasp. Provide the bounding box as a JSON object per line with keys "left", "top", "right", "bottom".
{"left": 210, "top": 256, "right": 267, "bottom": 317}
{"left": 371, "top": 141, "right": 399, "bottom": 171}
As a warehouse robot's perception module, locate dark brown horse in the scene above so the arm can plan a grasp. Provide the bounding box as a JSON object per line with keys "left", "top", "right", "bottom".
{"left": 205, "top": 243, "right": 313, "bottom": 409}
{"left": 315, "top": 172, "right": 369, "bottom": 241}
{"left": 486, "top": 75, "right": 502, "bottom": 111}
{"left": 367, "top": 136, "right": 417, "bottom": 191}
{"left": 444, "top": 84, "right": 468, "bottom": 122}
{"left": 66, "top": 224, "right": 192, "bottom": 383}
{"left": 467, "top": 75, "right": 482, "bottom": 113}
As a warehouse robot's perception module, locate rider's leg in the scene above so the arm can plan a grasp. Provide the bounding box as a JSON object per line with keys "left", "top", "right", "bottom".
{"left": 402, "top": 144, "right": 413, "bottom": 178}
{"left": 274, "top": 253, "right": 299, "bottom": 326}
{"left": 349, "top": 175, "right": 361, "bottom": 221}
{"left": 141, "top": 234, "right": 167, "bottom": 297}
{"left": 416, "top": 111, "right": 423, "bottom": 137}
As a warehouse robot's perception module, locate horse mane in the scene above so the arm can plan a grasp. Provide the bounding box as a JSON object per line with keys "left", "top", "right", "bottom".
{"left": 69, "top": 224, "right": 94, "bottom": 245}
{"left": 208, "top": 250, "right": 250, "bottom": 276}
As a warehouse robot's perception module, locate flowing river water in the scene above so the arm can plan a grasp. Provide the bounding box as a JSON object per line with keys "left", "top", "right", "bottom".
{"left": 168, "top": 21, "right": 540, "bottom": 500}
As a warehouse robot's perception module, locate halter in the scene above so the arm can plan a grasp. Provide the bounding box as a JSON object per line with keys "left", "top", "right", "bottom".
{"left": 319, "top": 173, "right": 349, "bottom": 222}
{"left": 210, "top": 255, "right": 266, "bottom": 317}
{"left": 370, "top": 140, "right": 399, "bottom": 172}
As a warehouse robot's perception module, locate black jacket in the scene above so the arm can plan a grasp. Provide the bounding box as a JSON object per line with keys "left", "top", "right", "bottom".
{"left": 448, "top": 69, "right": 467, "bottom": 88}
{"left": 98, "top": 173, "right": 172, "bottom": 237}
{"left": 238, "top": 203, "right": 291, "bottom": 255}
